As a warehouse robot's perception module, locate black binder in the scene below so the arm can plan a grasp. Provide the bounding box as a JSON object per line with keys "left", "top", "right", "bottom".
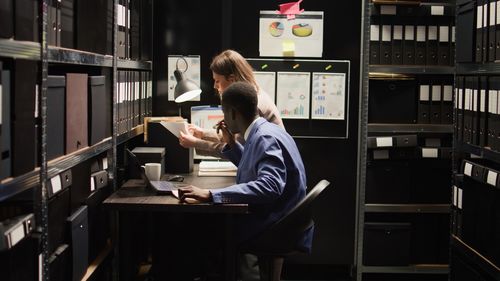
{"left": 392, "top": 25, "right": 403, "bottom": 64}
{"left": 490, "top": 77, "right": 500, "bottom": 150}
{"left": 441, "top": 84, "right": 454, "bottom": 124}
{"left": 60, "top": 0, "right": 74, "bottom": 48}
{"left": 85, "top": 185, "right": 111, "bottom": 263}
{"left": 403, "top": 25, "right": 415, "bottom": 64}
{"left": 130, "top": 0, "right": 141, "bottom": 60}
{"left": 12, "top": 60, "right": 37, "bottom": 176}
{"left": 380, "top": 25, "right": 392, "bottom": 64}
{"left": 479, "top": 76, "right": 488, "bottom": 147}
{"left": 48, "top": 244, "right": 71, "bottom": 281}
{"left": 69, "top": 161, "right": 91, "bottom": 212}
{"left": 47, "top": 76, "right": 66, "bottom": 160}
{"left": 430, "top": 84, "right": 442, "bottom": 124}
{"left": 67, "top": 206, "right": 89, "bottom": 281}
{"left": 76, "top": 0, "right": 113, "bottom": 55}
{"left": 456, "top": 1, "right": 475, "bottom": 62}
{"left": 89, "top": 76, "right": 108, "bottom": 145}
{"left": 370, "top": 22, "right": 380, "bottom": 64}
{"left": 472, "top": 77, "right": 480, "bottom": 145}
{"left": 488, "top": 0, "right": 496, "bottom": 62}
{"left": 0, "top": 68, "right": 10, "bottom": 180}
{"left": 418, "top": 84, "right": 431, "bottom": 123}
{"left": 482, "top": 0, "right": 490, "bottom": 62}
{"left": 476, "top": 0, "right": 485, "bottom": 62}
{"left": 140, "top": 0, "right": 153, "bottom": 60}
{"left": 456, "top": 76, "right": 464, "bottom": 143}
{"left": 464, "top": 77, "right": 473, "bottom": 143}
{"left": 0, "top": 0, "right": 13, "bottom": 39}
{"left": 427, "top": 25, "right": 439, "bottom": 65}
{"left": 48, "top": 188, "right": 71, "bottom": 255}
{"left": 15, "top": 0, "right": 38, "bottom": 42}
{"left": 438, "top": 25, "right": 451, "bottom": 65}
{"left": 415, "top": 25, "right": 427, "bottom": 65}
{"left": 47, "top": 0, "right": 58, "bottom": 46}
{"left": 117, "top": 0, "right": 127, "bottom": 58}
{"left": 496, "top": 0, "right": 500, "bottom": 60}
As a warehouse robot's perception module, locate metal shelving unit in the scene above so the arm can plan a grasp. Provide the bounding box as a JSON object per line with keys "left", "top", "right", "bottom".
{"left": 456, "top": 62, "right": 500, "bottom": 75}
{"left": 47, "top": 46, "right": 113, "bottom": 67}
{"left": 117, "top": 59, "right": 152, "bottom": 70}
{"left": 459, "top": 143, "right": 500, "bottom": 163}
{"left": 362, "top": 265, "right": 449, "bottom": 274}
{"left": 0, "top": 38, "right": 41, "bottom": 60}
{"left": 368, "top": 123, "right": 454, "bottom": 134}
{"left": 365, "top": 204, "right": 450, "bottom": 213}
{"left": 451, "top": 236, "right": 500, "bottom": 280}
{"left": 117, "top": 124, "right": 145, "bottom": 145}
{"left": 369, "top": 65, "right": 455, "bottom": 75}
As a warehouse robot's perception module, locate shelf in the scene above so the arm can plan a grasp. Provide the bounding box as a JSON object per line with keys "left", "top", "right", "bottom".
{"left": 459, "top": 143, "right": 500, "bottom": 164}
{"left": 82, "top": 241, "right": 113, "bottom": 281}
{"left": 368, "top": 124, "right": 453, "bottom": 134}
{"left": 0, "top": 38, "right": 40, "bottom": 60}
{"left": 371, "top": 0, "right": 455, "bottom": 5}
{"left": 369, "top": 65, "right": 454, "bottom": 75}
{"left": 47, "top": 46, "right": 113, "bottom": 67}
{"left": 456, "top": 62, "right": 500, "bottom": 75}
{"left": 47, "top": 138, "right": 112, "bottom": 178}
{"left": 365, "top": 204, "right": 450, "bottom": 213}
{"left": 117, "top": 125, "right": 145, "bottom": 145}
{"left": 117, "top": 59, "right": 152, "bottom": 70}
{"left": 451, "top": 235, "right": 500, "bottom": 280}
{"left": 362, "top": 264, "right": 449, "bottom": 274}
{"left": 0, "top": 169, "right": 40, "bottom": 202}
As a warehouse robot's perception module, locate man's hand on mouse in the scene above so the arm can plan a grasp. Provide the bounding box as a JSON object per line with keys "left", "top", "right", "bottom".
{"left": 178, "top": 185, "right": 212, "bottom": 204}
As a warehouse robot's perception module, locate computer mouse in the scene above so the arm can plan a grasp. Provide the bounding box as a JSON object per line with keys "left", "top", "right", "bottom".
{"left": 167, "top": 175, "right": 184, "bottom": 182}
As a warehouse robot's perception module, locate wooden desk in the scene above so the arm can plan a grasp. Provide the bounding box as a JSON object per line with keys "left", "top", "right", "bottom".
{"left": 103, "top": 165, "right": 248, "bottom": 281}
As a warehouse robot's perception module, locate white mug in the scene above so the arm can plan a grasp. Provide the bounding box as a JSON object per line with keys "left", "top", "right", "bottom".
{"left": 144, "top": 163, "right": 161, "bottom": 181}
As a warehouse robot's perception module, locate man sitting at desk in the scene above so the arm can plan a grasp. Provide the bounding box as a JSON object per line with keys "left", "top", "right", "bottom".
{"left": 179, "top": 81, "right": 311, "bottom": 257}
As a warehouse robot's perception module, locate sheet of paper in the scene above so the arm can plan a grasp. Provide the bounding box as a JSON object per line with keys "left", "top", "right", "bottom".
{"left": 254, "top": 71, "right": 276, "bottom": 103}
{"left": 259, "top": 11, "right": 323, "bottom": 57}
{"left": 168, "top": 55, "right": 201, "bottom": 101}
{"left": 199, "top": 160, "right": 237, "bottom": 171}
{"left": 276, "top": 72, "right": 310, "bottom": 119}
{"left": 159, "top": 120, "right": 188, "bottom": 138}
{"left": 311, "top": 72, "right": 346, "bottom": 120}
{"left": 190, "top": 106, "right": 224, "bottom": 160}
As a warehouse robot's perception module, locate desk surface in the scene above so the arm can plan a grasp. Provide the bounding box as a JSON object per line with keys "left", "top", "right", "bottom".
{"left": 103, "top": 164, "right": 248, "bottom": 214}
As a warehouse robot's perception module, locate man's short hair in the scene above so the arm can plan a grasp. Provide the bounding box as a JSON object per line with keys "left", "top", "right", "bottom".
{"left": 221, "top": 82, "right": 258, "bottom": 121}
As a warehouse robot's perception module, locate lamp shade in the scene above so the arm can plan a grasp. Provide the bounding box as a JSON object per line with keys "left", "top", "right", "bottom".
{"left": 174, "top": 69, "right": 202, "bottom": 103}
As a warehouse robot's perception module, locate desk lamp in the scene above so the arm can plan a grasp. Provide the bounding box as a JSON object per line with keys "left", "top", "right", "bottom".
{"left": 174, "top": 57, "right": 202, "bottom": 103}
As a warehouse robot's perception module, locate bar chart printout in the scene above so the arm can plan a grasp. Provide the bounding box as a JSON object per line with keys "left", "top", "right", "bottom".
{"left": 276, "top": 72, "right": 311, "bottom": 119}
{"left": 311, "top": 72, "right": 346, "bottom": 120}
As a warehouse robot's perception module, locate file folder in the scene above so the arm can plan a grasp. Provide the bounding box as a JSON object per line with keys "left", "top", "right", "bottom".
{"left": 15, "top": 0, "right": 39, "bottom": 42}
{"left": 48, "top": 0, "right": 58, "bottom": 46}
{"left": 438, "top": 25, "right": 451, "bottom": 65}
{"left": 0, "top": 68, "right": 10, "bottom": 180}
{"left": 489, "top": 0, "right": 496, "bottom": 61}
{"left": 368, "top": 80, "right": 417, "bottom": 123}
{"left": 430, "top": 84, "right": 442, "bottom": 124}
{"left": 85, "top": 185, "right": 111, "bottom": 263}
{"left": 392, "top": 25, "right": 403, "bottom": 64}
{"left": 482, "top": 0, "right": 490, "bottom": 62}
{"left": 0, "top": 0, "right": 13, "bottom": 38}
{"left": 61, "top": 0, "right": 74, "bottom": 48}
{"left": 451, "top": 25, "right": 456, "bottom": 64}
{"left": 47, "top": 76, "right": 66, "bottom": 160}
{"left": 418, "top": 84, "right": 431, "bottom": 123}
{"left": 456, "top": 76, "right": 465, "bottom": 143}
{"left": 90, "top": 170, "right": 108, "bottom": 192}
{"left": 130, "top": 0, "right": 141, "bottom": 60}
{"left": 76, "top": 0, "right": 113, "bottom": 55}
{"left": 48, "top": 244, "right": 70, "bottom": 281}
{"left": 487, "top": 85, "right": 497, "bottom": 149}
{"left": 490, "top": 76, "right": 500, "bottom": 150}
{"left": 496, "top": 0, "right": 500, "bottom": 59}
{"left": 403, "top": 25, "right": 415, "bottom": 64}
{"left": 89, "top": 76, "right": 108, "bottom": 145}
{"left": 66, "top": 73, "right": 88, "bottom": 154}
{"left": 12, "top": 60, "right": 37, "bottom": 176}
{"left": 48, "top": 188, "right": 71, "bottom": 255}
{"left": 67, "top": 206, "right": 89, "bottom": 281}
{"left": 370, "top": 23, "right": 381, "bottom": 64}
{"left": 479, "top": 77, "right": 488, "bottom": 147}
{"left": 472, "top": 77, "right": 480, "bottom": 145}
{"left": 140, "top": 0, "right": 153, "bottom": 60}
{"left": 476, "top": 1, "right": 485, "bottom": 62}
{"left": 380, "top": 25, "right": 392, "bottom": 65}
{"left": 415, "top": 25, "right": 426, "bottom": 65}
{"left": 427, "top": 26, "right": 439, "bottom": 65}
{"left": 442, "top": 84, "right": 453, "bottom": 124}
{"left": 464, "top": 79, "right": 472, "bottom": 143}
{"left": 117, "top": 1, "right": 127, "bottom": 58}
{"left": 69, "top": 160, "right": 91, "bottom": 212}
{"left": 456, "top": 1, "right": 475, "bottom": 62}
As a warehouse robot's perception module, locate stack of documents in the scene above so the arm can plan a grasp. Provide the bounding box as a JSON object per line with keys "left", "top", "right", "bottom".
{"left": 198, "top": 161, "right": 237, "bottom": 177}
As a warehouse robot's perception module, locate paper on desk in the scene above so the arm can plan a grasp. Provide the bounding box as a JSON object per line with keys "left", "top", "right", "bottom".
{"left": 159, "top": 120, "right": 188, "bottom": 138}
{"left": 171, "top": 189, "right": 179, "bottom": 198}
{"left": 199, "top": 160, "right": 237, "bottom": 172}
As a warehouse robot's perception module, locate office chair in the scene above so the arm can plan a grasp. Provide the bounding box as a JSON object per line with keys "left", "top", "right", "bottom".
{"left": 245, "top": 179, "right": 331, "bottom": 281}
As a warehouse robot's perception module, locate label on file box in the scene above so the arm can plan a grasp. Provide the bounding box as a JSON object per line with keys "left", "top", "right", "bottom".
{"left": 487, "top": 170, "right": 498, "bottom": 186}
{"left": 452, "top": 26, "right": 455, "bottom": 43}
{"left": 484, "top": 4, "right": 488, "bottom": 27}
{"left": 431, "top": 6, "right": 444, "bottom": 16}
{"left": 464, "top": 162, "right": 473, "bottom": 176}
{"left": 490, "top": 2, "right": 496, "bottom": 26}
{"left": 432, "top": 85, "right": 441, "bottom": 101}
{"left": 458, "top": 188, "right": 463, "bottom": 209}
{"left": 474, "top": 90, "right": 478, "bottom": 112}
{"left": 417, "top": 26, "right": 426, "bottom": 42}
{"left": 0, "top": 84, "right": 2, "bottom": 124}
{"left": 459, "top": 89, "right": 463, "bottom": 109}
{"left": 381, "top": 5, "right": 396, "bottom": 15}
{"left": 481, "top": 90, "right": 486, "bottom": 112}
{"left": 38, "top": 254, "right": 42, "bottom": 281}
{"left": 9, "top": 223, "right": 25, "bottom": 247}
{"left": 404, "top": 26, "right": 414, "bottom": 40}
{"left": 478, "top": 6, "right": 483, "bottom": 29}
{"left": 376, "top": 137, "right": 393, "bottom": 147}
{"left": 382, "top": 25, "right": 391, "bottom": 41}
{"left": 420, "top": 85, "right": 430, "bottom": 101}
{"left": 102, "top": 157, "right": 108, "bottom": 170}
{"left": 489, "top": 90, "right": 498, "bottom": 114}
{"left": 439, "top": 26, "right": 449, "bottom": 42}
{"left": 428, "top": 26, "right": 438, "bottom": 40}
{"left": 90, "top": 176, "right": 95, "bottom": 192}
{"left": 443, "top": 86, "right": 453, "bottom": 101}
{"left": 370, "top": 24, "right": 380, "bottom": 41}
{"left": 393, "top": 26, "right": 403, "bottom": 40}
{"left": 422, "top": 148, "right": 438, "bottom": 158}
{"left": 34, "top": 84, "right": 39, "bottom": 118}
{"left": 453, "top": 186, "right": 458, "bottom": 207}
{"left": 50, "top": 175, "right": 62, "bottom": 194}
{"left": 497, "top": 2, "right": 500, "bottom": 23}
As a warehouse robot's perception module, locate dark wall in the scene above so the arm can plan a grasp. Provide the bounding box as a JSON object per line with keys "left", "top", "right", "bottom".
{"left": 153, "top": 0, "right": 362, "bottom": 266}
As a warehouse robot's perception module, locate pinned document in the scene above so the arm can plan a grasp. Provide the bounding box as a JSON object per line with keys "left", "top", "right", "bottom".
{"left": 282, "top": 39, "right": 295, "bottom": 56}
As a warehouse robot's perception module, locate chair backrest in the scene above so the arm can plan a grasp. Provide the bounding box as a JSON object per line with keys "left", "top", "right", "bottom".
{"left": 249, "top": 179, "right": 331, "bottom": 253}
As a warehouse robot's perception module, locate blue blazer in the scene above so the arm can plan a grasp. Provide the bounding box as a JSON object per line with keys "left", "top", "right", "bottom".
{"left": 211, "top": 118, "right": 312, "bottom": 250}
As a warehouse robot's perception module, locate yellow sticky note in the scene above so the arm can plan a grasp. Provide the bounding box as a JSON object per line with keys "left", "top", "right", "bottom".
{"left": 282, "top": 39, "right": 295, "bottom": 57}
